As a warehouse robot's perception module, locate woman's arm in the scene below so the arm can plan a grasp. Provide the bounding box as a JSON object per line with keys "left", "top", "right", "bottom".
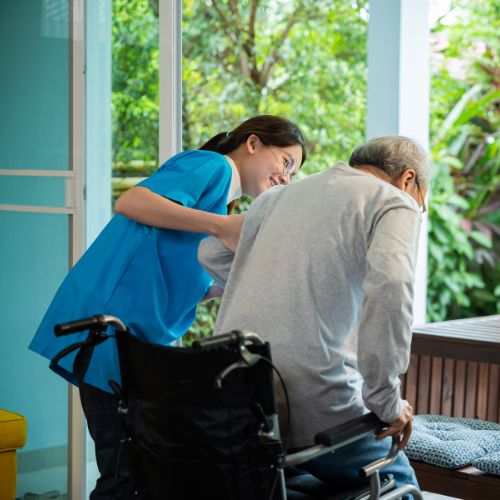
{"left": 115, "top": 186, "right": 243, "bottom": 251}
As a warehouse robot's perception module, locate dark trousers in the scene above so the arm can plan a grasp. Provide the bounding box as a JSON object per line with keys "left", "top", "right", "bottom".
{"left": 80, "top": 383, "right": 136, "bottom": 499}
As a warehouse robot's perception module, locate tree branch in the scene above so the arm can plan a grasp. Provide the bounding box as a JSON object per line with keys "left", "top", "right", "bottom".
{"left": 228, "top": 0, "right": 240, "bottom": 19}
{"left": 211, "top": 0, "right": 255, "bottom": 79}
{"left": 211, "top": 0, "right": 239, "bottom": 45}
{"left": 258, "top": 3, "right": 326, "bottom": 87}
{"left": 248, "top": 0, "right": 260, "bottom": 44}
{"left": 258, "top": 8, "right": 301, "bottom": 87}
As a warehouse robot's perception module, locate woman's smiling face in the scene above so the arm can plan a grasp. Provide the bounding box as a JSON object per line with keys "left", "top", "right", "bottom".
{"left": 237, "top": 135, "right": 303, "bottom": 197}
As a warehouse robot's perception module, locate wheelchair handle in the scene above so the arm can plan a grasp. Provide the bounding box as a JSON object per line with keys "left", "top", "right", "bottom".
{"left": 54, "top": 315, "right": 126, "bottom": 337}
{"left": 193, "top": 330, "right": 264, "bottom": 350}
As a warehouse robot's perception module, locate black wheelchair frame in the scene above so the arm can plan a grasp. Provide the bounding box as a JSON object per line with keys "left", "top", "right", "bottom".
{"left": 51, "top": 315, "right": 423, "bottom": 500}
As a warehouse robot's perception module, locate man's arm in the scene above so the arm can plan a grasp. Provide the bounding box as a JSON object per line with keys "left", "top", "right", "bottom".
{"left": 198, "top": 236, "right": 235, "bottom": 287}
{"left": 357, "top": 207, "right": 421, "bottom": 447}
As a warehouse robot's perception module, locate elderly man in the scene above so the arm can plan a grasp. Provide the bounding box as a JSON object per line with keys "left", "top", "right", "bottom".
{"left": 198, "top": 135, "right": 428, "bottom": 492}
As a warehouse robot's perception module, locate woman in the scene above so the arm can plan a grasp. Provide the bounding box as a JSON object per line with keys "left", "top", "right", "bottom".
{"left": 29, "top": 114, "right": 306, "bottom": 498}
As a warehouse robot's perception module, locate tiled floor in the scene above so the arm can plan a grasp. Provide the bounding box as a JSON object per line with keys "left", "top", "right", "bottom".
{"left": 17, "top": 467, "right": 461, "bottom": 500}
{"left": 17, "top": 466, "right": 66, "bottom": 499}
{"left": 422, "top": 494, "right": 461, "bottom": 499}
{"left": 16, "top": 462, "right": 98, "bottom": 499}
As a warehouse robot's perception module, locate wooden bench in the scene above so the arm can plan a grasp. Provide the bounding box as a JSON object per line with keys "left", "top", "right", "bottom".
{"left": 401, "top": 315, "right": 500, "bottom": 499}
{"left": 412, "top": 462, "right": 500, "bottom": 499}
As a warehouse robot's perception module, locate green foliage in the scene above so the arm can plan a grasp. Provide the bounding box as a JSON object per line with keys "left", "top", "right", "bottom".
{"left": 112, "top": 0, "right": 159, "bottom": 164}
{"left": 182, "top": 0, "right": 368, "bottom": 172}
{"left": 427, "top": 0, "right": 500, "bottom": 321}
{"left": 182, "top": 298, "right": 221, "bottom": 346}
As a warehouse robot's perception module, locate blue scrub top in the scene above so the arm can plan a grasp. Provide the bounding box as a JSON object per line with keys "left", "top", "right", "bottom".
{"left": 29, "top": 150, "right": 233, "bottom": 392}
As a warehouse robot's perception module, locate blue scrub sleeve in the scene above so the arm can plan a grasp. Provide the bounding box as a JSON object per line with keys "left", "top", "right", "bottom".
{"left": 137, "top": 151, "right": 232, "bottom": 209}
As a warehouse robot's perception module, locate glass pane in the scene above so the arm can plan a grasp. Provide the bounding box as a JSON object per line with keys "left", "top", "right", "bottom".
{"left": 0, "top": 212, "right": 69, "bottom": 497}
{"left": 0, "top": 0, "right": 71, "bottom": 497}
{"left": 181, "top": 1, "right": 368, "bottom": 170}
{"left": 0, "top": 176, "right": 67, "bottom": 207}
{"left": 0, "top": 1, "right": 69, "bottom": 171}
{"left": 111, "top": 0, "right": 159, "bottom": 207}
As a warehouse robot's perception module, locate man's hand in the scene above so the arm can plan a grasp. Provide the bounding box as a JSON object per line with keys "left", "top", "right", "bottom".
{"left": 376, "top": 401, "right": 413, "bottom": 450}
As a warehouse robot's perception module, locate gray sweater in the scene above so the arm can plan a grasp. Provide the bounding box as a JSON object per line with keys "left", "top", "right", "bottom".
{"left": 198, "top": 163, "right": 421, "bottom": 447}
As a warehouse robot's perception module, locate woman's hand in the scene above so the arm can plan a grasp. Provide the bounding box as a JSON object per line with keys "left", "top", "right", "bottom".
{"left": 217, "top": 214, "right": 245, "bottom": 252}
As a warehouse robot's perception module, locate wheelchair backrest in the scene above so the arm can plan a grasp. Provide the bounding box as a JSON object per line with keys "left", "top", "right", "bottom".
{"left": 116, "top": 330, "right": 284, "bottom": 500}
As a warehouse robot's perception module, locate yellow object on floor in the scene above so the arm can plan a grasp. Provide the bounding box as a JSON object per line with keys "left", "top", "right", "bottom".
{"left": 0, "top": 409, "right": 27, "bottom": 500}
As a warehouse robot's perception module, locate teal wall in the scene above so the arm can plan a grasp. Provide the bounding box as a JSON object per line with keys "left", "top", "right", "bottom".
{"left": 0, "top": 0, "right": 70, "bottom": 457}
{"left": 0, "top": 1, "right": 69, "bottom": 170}
{"left": 1, "top": 2, "right": 113, "bottom": 487}
{"left": 0, "top": 213, "right": 69, "bottom": 452}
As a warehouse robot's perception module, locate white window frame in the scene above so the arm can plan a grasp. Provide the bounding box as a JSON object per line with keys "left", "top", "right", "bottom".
{"left": 159, "top": 0, "right": 183, "bottom": 161}
{"left": 367, "top": 0, "right": 430, "bottom": 324}
{"left": 68, "top": 0, "right": 87, "bottom": 497}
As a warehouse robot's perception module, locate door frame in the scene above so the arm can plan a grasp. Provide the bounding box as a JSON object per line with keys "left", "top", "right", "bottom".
{"left": 68, "top": 1, "right": 86, "bottom": 498}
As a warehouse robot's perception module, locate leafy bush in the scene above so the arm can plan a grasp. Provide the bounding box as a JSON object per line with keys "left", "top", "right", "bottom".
{"left": 427, "top": 0, "right": 500, "bottom": 320}
{"left": 112, "top": 0, "right": 159, "bottom": 164}
{"left": 428, "top": 89, "right": 500, "bottom": 320}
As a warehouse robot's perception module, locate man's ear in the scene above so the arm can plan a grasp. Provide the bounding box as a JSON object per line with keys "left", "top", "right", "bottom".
{"left": 246, "top": 134, "right": 259, "bottom": 154}
{"left": 395, "top": 168, "right": 417, "bottom": 192}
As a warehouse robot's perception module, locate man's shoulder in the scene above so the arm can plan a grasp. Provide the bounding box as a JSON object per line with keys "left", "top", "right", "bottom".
{"left": 348, "top": 173, "right": 419, "bottom": 214}
{"left": 249, "top": 184, "right": 285, "bottom": 211}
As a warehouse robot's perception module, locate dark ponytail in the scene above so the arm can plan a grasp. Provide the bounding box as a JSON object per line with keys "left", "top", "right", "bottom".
{"left": 199, "top": 132, "right": 232, "bottom": 153}
{"left": 199, "top": 115, "right": 307, "bottom": 165}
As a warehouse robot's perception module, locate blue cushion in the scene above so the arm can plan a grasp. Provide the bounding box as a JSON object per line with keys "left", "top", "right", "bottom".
{"left": 472, "top": 451, "right": 500, "bottom": 476}
{"left": 405, "top": 415, "right": 500, "bottom": 469}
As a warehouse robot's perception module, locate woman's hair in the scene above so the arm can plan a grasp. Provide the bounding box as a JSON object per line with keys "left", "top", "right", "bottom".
{"left": 200, "top": 115, "right": 307, "bottom": 165}
{"left": 349, "top": 135, "right": 428, "bottom": 188}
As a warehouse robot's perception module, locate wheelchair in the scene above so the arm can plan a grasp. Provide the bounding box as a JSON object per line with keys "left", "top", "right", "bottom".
{"left": 51, "top": 315, "right": 423, "bottom": 500}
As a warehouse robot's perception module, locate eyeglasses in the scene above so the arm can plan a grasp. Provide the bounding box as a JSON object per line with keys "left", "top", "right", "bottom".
{"left": 416, "top": 180, "right": 427, "bottom": 214}
{"left": 269, "top": 146, "right": 298, "bottom": 178}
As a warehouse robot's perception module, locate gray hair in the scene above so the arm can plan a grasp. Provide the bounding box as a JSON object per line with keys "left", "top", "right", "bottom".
{"left": 349, "top": 135, "right": 429, "bottom": 188}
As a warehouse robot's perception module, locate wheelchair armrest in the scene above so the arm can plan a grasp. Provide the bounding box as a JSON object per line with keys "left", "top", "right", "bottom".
{"left": 313, "top": 413, "right": 402, "bottom": 479}
{"left": 314, "top": 412, "right": 385, "bottom": 446}
{"left": 284, "top": 412, "right": 393, "bottom": 468}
